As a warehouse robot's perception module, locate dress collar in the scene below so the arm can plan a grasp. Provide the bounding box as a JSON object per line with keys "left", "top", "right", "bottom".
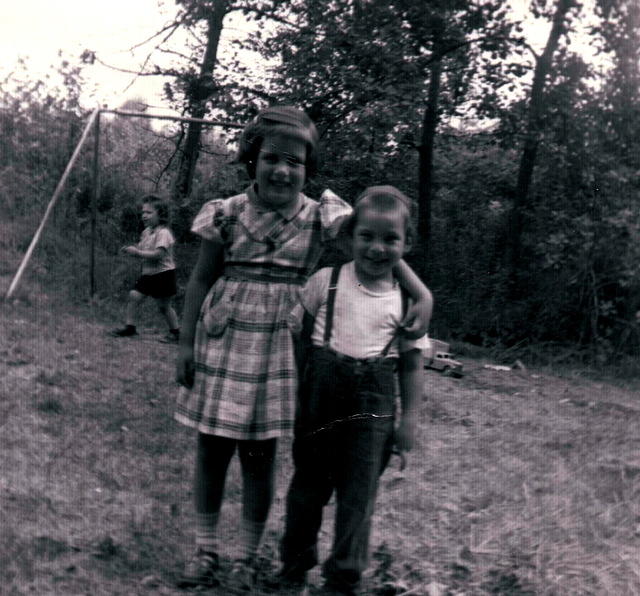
{"left": 246, "top": 184, "right": 304, "bottom": 222}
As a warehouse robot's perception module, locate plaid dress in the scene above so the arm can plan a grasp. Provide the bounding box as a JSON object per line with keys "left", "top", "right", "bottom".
{"left": 175, "top": 187, "right": 352, "bottom": 440}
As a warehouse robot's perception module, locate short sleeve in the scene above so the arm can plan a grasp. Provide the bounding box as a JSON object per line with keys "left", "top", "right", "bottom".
{"left": 318, "top": 189, "right": 352, "bottom": 241}
{"left": 191, "top": 199, "right": 228, "bottom": 244}
{"left": 287, "top": 268, "right": 330, "bottom": 335}
{"left": 155, "top": 227, "right": 175, "bottom": 250}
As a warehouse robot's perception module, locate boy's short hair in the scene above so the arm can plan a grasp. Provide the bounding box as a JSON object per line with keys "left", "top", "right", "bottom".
{"left": 236, "top": 106, "right": 319, "bottom": 179}
{"left": 345, "top": 185, "right": 416, "bottom": 245}
{"left": 141, "top": 194, "right": 171, "bottom": 225}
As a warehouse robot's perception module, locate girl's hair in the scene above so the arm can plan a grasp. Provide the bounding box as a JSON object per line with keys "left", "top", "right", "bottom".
{"left": 141, "top": 194, "right": 171, "bottom": 225}
{"left": 236, "top": 106, "right": 319, "bottom": 179}
{"left": 345, "top": 185, "right": 416, "bottom": 244}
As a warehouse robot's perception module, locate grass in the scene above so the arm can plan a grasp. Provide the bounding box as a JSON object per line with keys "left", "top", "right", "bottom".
{"left": 1, "top": 238, "right": 640, "bottom": 593}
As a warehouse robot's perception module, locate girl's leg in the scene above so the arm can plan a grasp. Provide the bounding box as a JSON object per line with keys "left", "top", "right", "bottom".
{"left": 125, "top": 289, "right": 145, "bottom": 326}
{"left": 194, "top": 433, "right": 236, "bottom": 553}
{"left": 237, "top": 438, "right": 278, "bottom": 561}
{"left": 155, "top": 296, "right": 179, "bottom": 332}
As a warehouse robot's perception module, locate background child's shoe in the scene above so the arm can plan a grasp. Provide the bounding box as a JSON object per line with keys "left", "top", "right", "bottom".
{"left": 176, "top": 549, "right": 220, "bottom": 588}
{"left": 110, "top": 325, "right": 136, "bottom": 337}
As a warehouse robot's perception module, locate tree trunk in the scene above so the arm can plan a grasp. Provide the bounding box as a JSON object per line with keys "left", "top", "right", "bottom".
{"left": 507, "top": 0, "right": 574, "bottom": 277}
{"left": 417, "top": 33, "right": 443, "bottom": 279}
{"left": 173, "top": 0, "right": 228, "bottom": 202}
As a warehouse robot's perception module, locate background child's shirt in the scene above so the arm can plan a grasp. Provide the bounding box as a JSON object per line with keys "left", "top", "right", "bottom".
{"left": 137, "top": 225, "right": 176, "bottom": 275}
{"left": 290, "top": 261, "right": 429, "bottom": 359}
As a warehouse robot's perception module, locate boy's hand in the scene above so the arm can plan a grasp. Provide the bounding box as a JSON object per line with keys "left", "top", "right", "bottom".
{"left": 176, "top": 345, "right": 195, "bottom": 388}
{"left": 401, "top": 299, "right": 431, "bottom": 339}
{"left": 394, "top": 416, "right": 417, "bottom": 453}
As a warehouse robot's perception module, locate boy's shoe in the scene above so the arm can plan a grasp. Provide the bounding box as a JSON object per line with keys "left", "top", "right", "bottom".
{"left": 265, "top": 564, "right": 308, "bottom": 594}
{"left": 110, "top": 325, "right": 137, "bottom": 337}
{"left": 227, "top": 558, "right": 256, "bottom": 593}
{"left": 176, "top": 549, "right": 220, "bottom": 588}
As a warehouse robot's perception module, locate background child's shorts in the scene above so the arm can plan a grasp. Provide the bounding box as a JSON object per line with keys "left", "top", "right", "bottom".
{"left": 134, "top": 269, "right": 177, "bottom": 298}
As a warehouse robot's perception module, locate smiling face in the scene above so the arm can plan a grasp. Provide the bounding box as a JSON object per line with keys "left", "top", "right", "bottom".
{"left": 352, "top": 204, "right": 409, "bottom": 285}
{"left": 141, "top": 203, "right": 159, "bottom": 228}
{"left": 255, "top": 133, "right": 307, "bottom": 208}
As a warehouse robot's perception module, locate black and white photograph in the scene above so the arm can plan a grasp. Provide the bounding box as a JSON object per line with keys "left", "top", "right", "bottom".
{"left": 1, "top": 1, "right": 639, "bottom": 594}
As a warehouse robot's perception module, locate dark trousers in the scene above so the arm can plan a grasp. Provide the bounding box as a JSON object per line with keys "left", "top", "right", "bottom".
{"left": 281, "top": 347, "right": 396, "bottom": 593}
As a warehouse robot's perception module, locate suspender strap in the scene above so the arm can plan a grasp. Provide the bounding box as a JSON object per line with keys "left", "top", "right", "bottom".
{"left": 323, "top": 265, "right": 341, "bottom": 347}
{"left": 379, "top": 285, "right": 410, "bottom": 357}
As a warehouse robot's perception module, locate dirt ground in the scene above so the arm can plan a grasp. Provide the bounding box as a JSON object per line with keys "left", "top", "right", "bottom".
{"left": 1, "top": 292, "right": 640, "bottom": 595}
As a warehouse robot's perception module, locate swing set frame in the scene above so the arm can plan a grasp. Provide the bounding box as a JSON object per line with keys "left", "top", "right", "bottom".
{"left": 5, "top": 107, "right": 243, "bottom": 300}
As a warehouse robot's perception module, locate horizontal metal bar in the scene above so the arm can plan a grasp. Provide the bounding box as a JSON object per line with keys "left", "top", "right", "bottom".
{"left": 100, "top": 109, "right": 245, "bottom": 129}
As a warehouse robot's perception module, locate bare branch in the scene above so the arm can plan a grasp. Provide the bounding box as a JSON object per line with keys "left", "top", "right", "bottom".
{"left": 158, "top": 48, "right": 198, "bottom": 63}
{"left": 229, "top": 5, "right": 303, "bottom": 29}
{"left": 94, "top": 56, "right": 182, "bottom": 78}
{"left": 128, "top": 19, "right": 184, "bottom": 52}
{"left": 123, "top": 22, "right": 183, "bottom": 94}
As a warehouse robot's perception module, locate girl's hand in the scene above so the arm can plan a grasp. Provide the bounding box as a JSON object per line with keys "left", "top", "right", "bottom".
{"left": 176, "top": 345, "right": 195, "bottom": 388}
{"left": 394, "top": 416, "right": 417, "bottom": 453}
{"left": 121, "top": 245, "right": 138, "bottom": 256}
{"left": 401, "top": 298, "right": 432, "bottom": 339}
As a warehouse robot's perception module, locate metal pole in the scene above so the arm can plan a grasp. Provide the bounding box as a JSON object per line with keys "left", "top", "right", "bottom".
{"left": 6, "top": 108, "right": 100, "bottom": 300}
{"left": 90, "top": 111, "right": 100, "bottom": 297}
{"left": 101, "top": 109, "right": 244, "bottom": 129}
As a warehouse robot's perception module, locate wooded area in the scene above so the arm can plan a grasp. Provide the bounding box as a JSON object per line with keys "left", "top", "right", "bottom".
{"left": 1, "top": 0, "right": 639, "bottom": 365}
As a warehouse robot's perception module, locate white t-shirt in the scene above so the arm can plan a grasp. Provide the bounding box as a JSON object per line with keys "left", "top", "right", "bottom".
{"left": 290, "top": 261, "right": 429, "bottom": 359}
{"left": 137, "top": 226, "right": 176, "bottom": 275}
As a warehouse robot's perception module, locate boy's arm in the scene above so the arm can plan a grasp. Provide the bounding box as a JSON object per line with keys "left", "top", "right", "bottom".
{"left": 393, "top": 259, "right": 433, "bottom": 339}
{"left": 395, "top": 348, "right": 423, "bottom": 453}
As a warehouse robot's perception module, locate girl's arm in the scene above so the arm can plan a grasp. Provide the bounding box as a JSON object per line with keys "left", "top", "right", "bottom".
{"left": 176, "top": 239, "right": 224, "bottom": 388}
{"left": 393, "top": 260, "right": 433, "bottom": 339}
{"left": 293, "top": 310, "right": 315, "bottom": 374}
{"left": 395, "top": 348, "right": 423, "bottom": 453}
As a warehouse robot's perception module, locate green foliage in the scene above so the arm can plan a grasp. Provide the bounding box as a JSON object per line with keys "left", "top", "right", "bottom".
{"left": 3, "top": 0, "right": 640, "bottom": 362}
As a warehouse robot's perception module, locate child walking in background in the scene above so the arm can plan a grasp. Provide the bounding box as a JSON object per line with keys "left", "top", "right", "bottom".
{"left": 174, "top": 107, "right": 432, "bottom": 592}
{"left": 110, "top": 195, "right": 180, "bottom": 343}
{"left": 273, "top": 186, "right": 428, "bottom": 596}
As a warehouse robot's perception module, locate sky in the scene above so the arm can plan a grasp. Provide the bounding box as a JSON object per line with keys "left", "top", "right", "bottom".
{"left": 0, "top": 0, "right": 259, "bottom": 113}
{"left": 0, "top": 0, "right": 601, "bottom": 114}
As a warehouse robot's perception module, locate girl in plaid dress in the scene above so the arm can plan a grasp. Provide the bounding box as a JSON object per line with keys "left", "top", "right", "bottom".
{"left": 174, "top": 107, "right": 432, "bottom": 591}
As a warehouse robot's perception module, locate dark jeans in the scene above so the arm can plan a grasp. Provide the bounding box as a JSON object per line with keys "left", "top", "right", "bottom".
{"left": 281, "top": 347, "right": 396, "bottom": 593}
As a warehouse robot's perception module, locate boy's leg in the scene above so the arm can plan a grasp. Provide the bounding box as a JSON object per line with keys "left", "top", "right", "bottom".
{"left": 279, "top": 433, "right": 334, "bottom": 574}
{"left": 280, "top": 349, "right": 339, "bottom": 577}
{"left": 322, "top": 365, "right": 395, "bottom": 593}
{"left": 321, "top": 420, "right": 391, "bottom": 594}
